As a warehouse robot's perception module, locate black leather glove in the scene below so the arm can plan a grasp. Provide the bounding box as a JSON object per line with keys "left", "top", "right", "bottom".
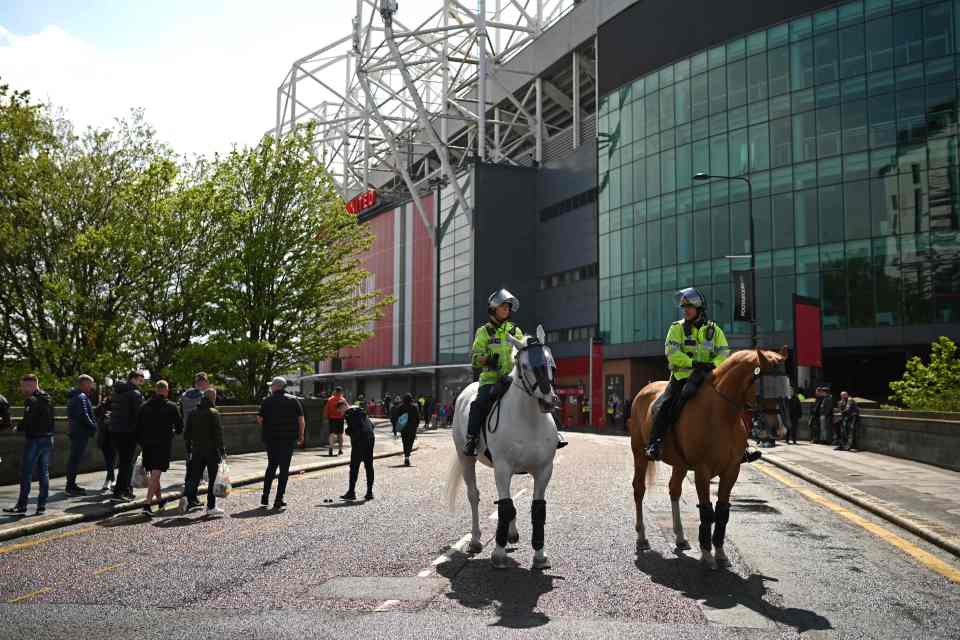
{"left": 694, "top": 362, "right": 715, "bottom": 371}
{"left": 488, "top": 353, "right": 500, "bottom": 370}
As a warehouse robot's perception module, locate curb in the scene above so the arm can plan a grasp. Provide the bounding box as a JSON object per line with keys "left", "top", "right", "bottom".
{"left": 0, "top": 446, "right": 413, "bottom": 544}
{"left": 761, "top": 454, "right": 960, "bottom": 560}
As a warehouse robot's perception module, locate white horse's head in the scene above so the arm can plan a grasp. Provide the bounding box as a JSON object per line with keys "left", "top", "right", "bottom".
{"left": 506, "top": 324, "right": 559, "bottom": 413}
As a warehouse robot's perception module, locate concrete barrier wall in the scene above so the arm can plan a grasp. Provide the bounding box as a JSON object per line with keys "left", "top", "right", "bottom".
{"left": 0, "top": 400, "right": 331, "bottom": 486}
{"left": 797, "top": 404, "right": 960, "bottom": 472}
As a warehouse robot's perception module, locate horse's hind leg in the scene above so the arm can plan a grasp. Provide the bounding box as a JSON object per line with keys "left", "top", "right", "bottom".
{"left": 669, "top": 466, "right": 691, "bottom": 551}
{"left": 712, "top": 463, "right": 741, "bottom": 568}
{"left": 633, "top": 453, "right": 650, "bottom": 552}
{"left": 461, "top": 456, "right": 483, "bottom": 553}
{"left": 530, "top": 461, "right": 554, "bottom": 569}
{"left": 694, "top": 467, "right": 718, "bottom": 570}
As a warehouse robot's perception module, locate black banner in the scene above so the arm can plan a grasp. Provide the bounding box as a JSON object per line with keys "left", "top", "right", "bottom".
{"left": 733, "top": 270, "right": 754, "bottom": 322}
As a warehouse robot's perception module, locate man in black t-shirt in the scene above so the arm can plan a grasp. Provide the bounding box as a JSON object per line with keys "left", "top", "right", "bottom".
{"left": 256, "top": 377, "right": 305, "bottom": 510}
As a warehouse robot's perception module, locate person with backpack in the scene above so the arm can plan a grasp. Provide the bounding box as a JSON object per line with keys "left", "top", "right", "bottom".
{"left": 391, "top": 393, "right": 420, "bottom": 467}
{"left": 341, "top": 405, "right": 375, "bottom": 501}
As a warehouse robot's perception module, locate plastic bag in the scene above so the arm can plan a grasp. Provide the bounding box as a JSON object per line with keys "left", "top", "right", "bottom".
{"left": 213, "top": 461, "right": 231, "bottom": 498}
{"left": 133, "top": 455, "right": 148, "bottom": 488}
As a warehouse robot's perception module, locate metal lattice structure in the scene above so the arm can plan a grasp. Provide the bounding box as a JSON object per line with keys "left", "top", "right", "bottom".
{"left": 273, "top": 0, "right": 592, "bottom": 243}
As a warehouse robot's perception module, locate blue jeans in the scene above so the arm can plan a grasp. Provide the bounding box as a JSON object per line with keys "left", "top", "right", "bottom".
{"left": 18, "top": 436, "right": 53, "bottom": 508}
{"left": 66, "top": 432, "right": 91, "bottom": 487}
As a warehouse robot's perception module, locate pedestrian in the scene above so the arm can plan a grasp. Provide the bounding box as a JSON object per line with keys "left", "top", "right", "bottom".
{"left": 324, "top": 386, "right": 347, "bottom": 456}
{"left": 809, "top": 387, "right": 823, "bottom": 443}
{"left": 65, "top": 374, "right": 98, "bottom": 496}
{"left": 94, "top": 389, "right": 116, "bottom": 491}
{"left": 820, "top": 387, "right": 835, "bottom": 446}
{"left": 180, "top": 388, "right": 225, "bottom": 517}
{"left": 787, "top": 387, "right": 802, "bottom": 444}
{"left": 341, "top": 405, "right": 375, "bottom": 501}
{"left": 836, "top": 391, "right": 860, "bottom": 451}
{"left": 257, "top": 377, "right": 305, "bottom": 510}
{"left": 391, "top": 393, "right": 420, "bottom": 466}
{"left": 3, "top": 374, "right": 55, "bottom": 516}
{"left": 383, "top": 394, "right": 393, "bottom": 418}
{"left": 109, "top": 371, "right": 144, "bottom": 502}
{"left": 137, "top": 380, "right": 180, "bottom": 516}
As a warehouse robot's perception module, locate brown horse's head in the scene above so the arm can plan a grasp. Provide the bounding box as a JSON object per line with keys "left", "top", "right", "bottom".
{"left": 712, "top": 348, "right": 787, "bottom": 410}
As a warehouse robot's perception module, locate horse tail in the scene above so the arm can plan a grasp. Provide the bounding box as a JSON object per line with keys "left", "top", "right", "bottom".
{"left": 645, "top": 459, "right": 658, "bottom": 488}
{"left": 445, "top": 454, "right": 464, "bottom": 511}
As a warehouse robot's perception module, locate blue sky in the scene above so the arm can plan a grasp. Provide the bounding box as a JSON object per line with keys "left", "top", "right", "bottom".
{"left": 0, "top": 1, "right": 364, "bottom": 156}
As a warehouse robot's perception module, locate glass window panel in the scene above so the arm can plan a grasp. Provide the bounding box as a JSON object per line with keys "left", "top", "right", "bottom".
{"left": 692, "top": 117, "right": 710, "bottom": 141}
{"left": 796, "top": 188, "right": 820, "bottom": 245}
{"left": 869, "top": 68, "right": 895, "bottom": 94}
{"left": 748, "top": 30, "right": 767, "bottom": 55}
{"left": 769, "top": 46, "right": 791, "bottom": 95}
{"left": 896, "top": 62, "right": 924, "bottom": 90}
{"left": 646, "top": 71, "right": 659, "bottom": 94}
{"left": 710, "top": 111, "right": 728, "bottom": 134}
{"left": 645, "top": 92, "right": 660, "bottom": 135}
{"left": 676, "top": 122, "right": 692, "bottom": 145}
{"left": 675, "top": 58, "right": 691, "bottom": 81}
{"left": 819, "top": 156, "right": 843, "bottom": 185}
{"left": 649, "top": 195, "right": 662, "bottom": 220}
{"left": 728, "top": 60, "right": 747, "bottom": 109}
{"left": 869, "top": 94, "right": 897, "bottom": 146}
{"left": 865, "top": 0, "right": 891, "bottom": 17}
{"left": 692, "top": 74, "right": 709, "bottom": 120}
{"left": 774, "top": 274, "right": 795, "bottom": 331}
{"left": 870, "top": 145, "right": 897, "bottom": 176}
{"left": 712, "top": 206, "right": 730, "bottom": 258}
{"left": 694, "top": 210, "right": 710, "bottom": 258}
{"left": 660, "top": 64, "right": 675, "bottom": 86}
{"left": 772, "top": 193, "right": 795, "bottom": 249}
{"left": 729, "top": 127, "right": 749, "bottom": 175}
{"left": 693, "top": 139, "right": 709, "bottom": 176}
{"left": 634, "top": 223, "right": 647, "bottom": 270}
{"left": 620, "top": 101, "right": 633, "bottom": 143}
{"left": 839, "top": 25, "right": 867, "bottom": 79}
{"left": 840, "top": 1, "right": 865, "bottom": 27}
{"left": 693, "top": 182, "right": 710, "bottom": 210}
{"left": 769, "top": 23, "right": 790, "bottom": 48}
{"left": 731, "top": 201, "right": 750, "bottom": 254}
{"left": 819, "top": 185, "right": 844, "bottom": 244}
{"left": 770, "top": 116, "right": 793, "bottom": 166}
{"left": 772, "top": 166, "right": 793, "bottom": 193}
{"left": 728, "top": 37, "right": 746, "bottom": 62}
{"left": 675, "top": 79, "right": 691, "bottom": 124}
{"left": 797, "top": 245, "right": 820, "bottom": 274}
{"left": 621, "top": 163, "right": 635, "bottom": 205}
{"left": 749, "top": 122, "right": 771, "bottom": 170}
{"left": 661, "top": 148, "right": 676, "bottom": 194}
{"left": 661, "top": 128, "right": 676, "bottom": 151}
{"left": 711, "top": 180, "right": 730, "bottom": 206}
{"left": 749, "top": 100, "right": 769, "bottom": 125}
{"left": 622, "top": 229, "right": 635, "bottom": 277}
{"left": 726, "top": 106, "right": 746, "bottom": 131}
{"left": 817, "top": 105, "right": 843, "bottom": 156}
{"left": 646, "top": 155, "right": 661, "bottom": 198}
{"left": 792, "top": 15, "right": 813, "bottom": 42}
{"left": 795, "top": 160, "right": 819, "bottom": 189}
{"left": 842, "top": 75, "right": 868, "bottom": 101}
{"left": 753, "top": 196, "right": 773, "bottom": 252}
{"left": 709, "top": 67, "right": 727, "bottom": 113}
{"left": 815, "top": 31, "right": 840, "bottom": 85}
{"left": 843, "top": 98, "right": 869, "bottom": 152}
{"left": 677, "top": 188, "right": 693, "bottom": 214}
{"left": 896, "top": 87, "right": 926, "bottom": 147}
{"left": 709, "top": 45, "right": 726, "bottom": 69}
{"left": 710, "top": 134, "right": 728, "bottom": 176}
{"left": 866, "top": 16, "right": 894, "bottom": 71}
{"left": 662, "top": 192, "right": 677, "bottom": 217}
{"left": 845, "top": 180, "right": 872, "bottom": 239}
{"left": 661, "top": 216, "right": 677, "bottom": 265}
{"left": 898, "top": 170, "right": 929, "bottom": 234}
{"left": 791, "top": 39, "right": 815, "bottom": 91}
{"left": 847, "top": 247, "right": 875, "bottom": 327}
{"left": 677, "top": 213, "right": 693, "bottom": 262}
{"left": 692, "top": 51, "right": 708, "bottom": 76}
{"left": 793, "top": 111, "right": 818, "bottom": 162}
{"left": 747, "top": 54, "right": 768, "bottom": 103}
{"left": 893, "top": 9, "right": 923, "bottom": 66}
{"left": 660, "top": 85, "right": 675, "bottom": 130}
{"left": 793, "top": 87, "right": 816, "bottom": 113}
{"left": 815, "top": 7, "right": 838, "bottom": 33}
{"left": 676, "top": 143, "right": 692, "bottom": 190}
{"left": 925, "top": 56, "right": 955, "bottom": 85}
{"left": 817, "top": 82, "right": 841, "bottom": 108}
{"left": 924, "top": 2, "right": 953, "bottom": 59}
{"left": 845, "top": 151, "right": 871, "bottom": 180}
{"left": 633, "top": 161, "right": 646, "bottom": 202}
{"left": 770, "top": 93, "right": 792, "bottom": 119}
{"left": 646, "top": 220, "right": 662, "bottom": 268}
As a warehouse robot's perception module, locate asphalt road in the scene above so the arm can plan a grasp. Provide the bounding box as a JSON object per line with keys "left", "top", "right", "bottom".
{"left": 0, "top": 427, "right": 958, "bottom": 639}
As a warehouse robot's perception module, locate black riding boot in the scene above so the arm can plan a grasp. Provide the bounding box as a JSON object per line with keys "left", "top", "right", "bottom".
{"left": 464, "top": 385, "right": 494, "bottom": 456}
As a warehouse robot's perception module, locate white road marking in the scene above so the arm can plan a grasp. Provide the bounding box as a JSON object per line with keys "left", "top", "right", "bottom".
{"left": 488, "top": 488, "right": 527, "bottom": 520}
{"left": 374, "top": 599, "right": 401, "bottom": 611}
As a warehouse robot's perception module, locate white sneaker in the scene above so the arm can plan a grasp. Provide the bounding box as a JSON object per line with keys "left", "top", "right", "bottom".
{"left": 102, "top": 480, "right": 114, "bottom": 491}
{"left": 177, "top": 496, "right": 188, "bottom": 515}
{"left": 206, "top": 506, "right": 225, "bottom": 517}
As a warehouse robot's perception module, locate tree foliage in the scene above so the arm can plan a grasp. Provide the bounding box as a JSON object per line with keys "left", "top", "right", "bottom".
{"left": 889, "top": 336, "right": 960, "bottom": 412}
{"left": 0, "top": 80, "right": 389, "bottom": 402}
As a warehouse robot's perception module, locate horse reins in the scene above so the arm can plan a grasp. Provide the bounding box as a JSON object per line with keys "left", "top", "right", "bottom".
{"left": 708, "top": 365, "right": 763, "bottom": 413}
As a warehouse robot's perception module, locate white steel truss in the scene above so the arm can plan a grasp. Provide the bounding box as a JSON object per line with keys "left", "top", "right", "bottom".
{"left": 273, "top": 0, "right": 578, "bottom": 245}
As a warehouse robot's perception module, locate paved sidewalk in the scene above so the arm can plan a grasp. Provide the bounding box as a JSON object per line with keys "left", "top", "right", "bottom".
{"left": 761, "top": 442, "right": 960, "bottom": 557}
{"left": 0, "top": 419, "right": 417, "bottom": 542}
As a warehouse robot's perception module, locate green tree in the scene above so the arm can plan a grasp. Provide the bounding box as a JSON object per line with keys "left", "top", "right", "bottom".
{"left": 203, "top": 125, "right": 390, "bottom": 401}
{"left": 889, "top": 336, "right": 960, "bottom": 412}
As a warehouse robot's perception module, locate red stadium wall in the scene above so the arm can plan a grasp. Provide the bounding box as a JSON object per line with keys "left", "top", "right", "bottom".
{"left": 410, "top": 195, "right": 435, "bottom": 365}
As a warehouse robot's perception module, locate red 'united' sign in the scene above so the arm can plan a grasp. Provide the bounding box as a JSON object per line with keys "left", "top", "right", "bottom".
{"left": 346, "top": 189, "right": 377, "bottom": 214}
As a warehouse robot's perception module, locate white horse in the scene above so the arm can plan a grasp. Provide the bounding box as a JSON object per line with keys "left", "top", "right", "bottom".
{"left": 445, "top": 325, "right": 560, "bottom": 569}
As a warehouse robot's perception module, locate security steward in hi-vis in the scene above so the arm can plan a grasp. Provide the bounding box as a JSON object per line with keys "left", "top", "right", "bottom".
{"left": 462, "top": 289, "right": 568, "bottom": 457}
{"left": 646, "top": 287, "right": 738, "bottom": 461}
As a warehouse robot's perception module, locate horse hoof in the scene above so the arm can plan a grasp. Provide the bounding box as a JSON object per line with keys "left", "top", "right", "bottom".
{"left": 491, "top": 553, "right": 510, "bottom": 570}
{"left": 637, "top": 539, "right": 651, "bottom": 552}
{"left": 675, "top": 539, "right": 691, "bottom": 552}
{"left": 701, "top": 555, "right": 719, "bottom": 571}
{"left": 467, "top": 540, "right": 483, "bottom": 554}
{"left": 532, "top": 556, "right": 551, "bottom": 570}
{"left": 508, "top": 533, "right": 520, "bottom": 545}
{"left": 715, "top": 549, "right": 731, "bottom": 567}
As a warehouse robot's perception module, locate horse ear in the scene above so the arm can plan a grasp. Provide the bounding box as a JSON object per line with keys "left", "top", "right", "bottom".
{"left": 780, "top": 344, "right": 789, "bottom": 358}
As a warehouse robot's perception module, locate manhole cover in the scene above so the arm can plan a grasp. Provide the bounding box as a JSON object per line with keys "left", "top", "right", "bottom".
{"left": 314, "top": 577, "right": 447, "bottom": 601}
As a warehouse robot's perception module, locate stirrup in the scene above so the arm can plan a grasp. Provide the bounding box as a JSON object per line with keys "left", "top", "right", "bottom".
{"left": 742, "top": 448, "right": 762, "bottom": 464}
{"left": 645, "top": 440, "right": 662, "bottom": 461}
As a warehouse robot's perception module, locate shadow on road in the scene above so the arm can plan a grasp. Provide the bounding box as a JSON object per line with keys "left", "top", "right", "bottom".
{"left": 435, "top": 552, "right": 563, "bottom": 629}
{"left": 317, "top": 500, "right": 368, "bottom": 509}
{"left": 96, "top": 512, "right": 150, "bottom": 528}
{"left": 634, "top": 550, "right": 831, "bottom": 633}
{"left": 230, "top": 507, "right": 284, "bottom": 519}
{"left": 152, "top": 516, "right": 207, "bottom": 528}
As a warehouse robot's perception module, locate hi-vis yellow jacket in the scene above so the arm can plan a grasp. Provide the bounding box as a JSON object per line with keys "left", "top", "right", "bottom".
{"left": 665, "top": 319, "right": 730, "bottom": 380}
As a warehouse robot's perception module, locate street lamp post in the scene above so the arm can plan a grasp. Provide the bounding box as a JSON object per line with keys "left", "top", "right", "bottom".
{"left": 694, "top": 172, "right": 757, "bottom": 349}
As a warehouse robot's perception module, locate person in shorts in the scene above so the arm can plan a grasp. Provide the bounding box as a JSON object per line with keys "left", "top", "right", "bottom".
{"left": 324, "top": 387, "right": 347, "bottom": 456}
{"left": 136, "top": 380, "right": 180, "bottom": 516}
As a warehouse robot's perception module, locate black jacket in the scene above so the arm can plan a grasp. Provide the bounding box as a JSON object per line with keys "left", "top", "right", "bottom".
{"left": 21, "top": 390, "right": 55, "bottom": 438}
{"left": 185, "top": 400, "right": 224, "bottom": 457}
{"left": 137, "top": 396, "right": 181, "bottom": 446}
{"left": 390, "top": 402, "right": 420, "bottom": 434}
{"left": 258, "top": 391, "right": 303, "bottom": 442}
{"left": 109, "top": 382, "right": 143, "bottom": 433}
{"left": 345, "top": 407, "right": 375, "bottom": 440}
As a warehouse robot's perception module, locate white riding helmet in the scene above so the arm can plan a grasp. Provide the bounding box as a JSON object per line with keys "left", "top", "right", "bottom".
{"left": 488, "top": 288, "right": 519, "bottom": 313}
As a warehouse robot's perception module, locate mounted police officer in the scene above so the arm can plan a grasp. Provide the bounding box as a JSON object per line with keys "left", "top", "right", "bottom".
{"left": 645, "top": 287, "right": 731, "bottom": 461}
{"left": 463, "top": 289, "right": 568, "bottom": 457}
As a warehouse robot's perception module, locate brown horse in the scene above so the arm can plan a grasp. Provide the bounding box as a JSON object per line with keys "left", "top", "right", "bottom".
{"left": 629, "top": 349, "right": 785, "bottom": 569}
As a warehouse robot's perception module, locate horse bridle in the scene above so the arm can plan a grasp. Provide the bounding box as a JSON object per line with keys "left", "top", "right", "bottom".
{"left": 513, "top": 339, "right": 557, "bottom": 412}
{"left": 709, "top": 365, "right": 763, "bottom": 413}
